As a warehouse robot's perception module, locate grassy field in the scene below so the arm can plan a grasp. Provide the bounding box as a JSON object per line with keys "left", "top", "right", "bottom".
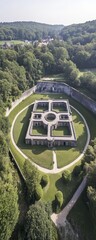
{"left": 55, "top": 108, "right": 87, "bottom": 168}
{"left": 32, "top": 125, "right": 47, "bottom": 135}
{"left": 36, "top": 105, "right": 48, "bottom": 112}
{"left": 52, "top": 126, "right": 70, "bottom": 136}
{"left": 43, "top": 172, "right": 83, "bottom": 211}
{"left": 52, "top": 105, "right": 67, "bottom": 112}
{"left": 13, "top": 106, "right": 53, "bottom": 169}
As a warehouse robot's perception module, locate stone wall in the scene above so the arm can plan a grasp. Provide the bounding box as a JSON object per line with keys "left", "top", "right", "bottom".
{"left": 70, "top": 87, "right": 96, "bottom": 114}
{"left": 36, "top": 81, "right": 96, "bottom": 114}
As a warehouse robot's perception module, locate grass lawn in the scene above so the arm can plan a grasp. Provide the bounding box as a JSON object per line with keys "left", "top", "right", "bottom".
{"left": 36, "top": 105, "right": 48, "bottom": 112}
{"left": 9, "top": 93, "right": 49, "bottom": 124}
{"left": 43, "top": 172, "right": 83, "bottom": 211}
{"left": 32, "top": 125, "right": 47, "bottom": 135}
{"left": 55, "top": 107, "right": 87, "bottom": 168}
{"left": 52, "top": 126, "right": 70, "bottom": 136}
{"left": 52, "top": 105, "right": 67, "bottom": 112}
{"left": 13, "top": 106, "right": 53, "bottom": 170}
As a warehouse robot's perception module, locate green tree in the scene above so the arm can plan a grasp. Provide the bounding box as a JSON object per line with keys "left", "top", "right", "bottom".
{"left": 0, "top": 131, "right": 8, "bottom": 156}
{"left": 87, "top": 161, "right": 96, "bottom": 187}
{"left": 87, "top": 186, "right": 96, "bottom": 234}
{"left": 24, "top": 202, "right": 56, "bottom": 240}
{"left": 62, "top": 169, "right": 71, "bottom": 183}
{"left": 41, "top": 51, "right": 54, "bottom": 74}
{"left": 23, "top": 160, "right": 41, "bottom": 202}
{"left": 55, "top": 191, "right": 63, "bottom": 208}
{"left": 41, "top": 174, "right": 49, "bottom": 187}
{"left": 84, "top": 145, "right": 95, "bottom": 163}
{"left": 0, "top": 179, "right": 19, "bottom": 240}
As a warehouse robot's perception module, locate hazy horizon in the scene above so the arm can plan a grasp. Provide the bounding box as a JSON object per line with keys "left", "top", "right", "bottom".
{"left": 0, "top": 0, "right": 96, "bottom": 26}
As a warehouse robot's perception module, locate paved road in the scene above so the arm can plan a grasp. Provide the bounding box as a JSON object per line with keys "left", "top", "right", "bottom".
{"left": 51, "top": 176, "right": 87, "bottom": 227}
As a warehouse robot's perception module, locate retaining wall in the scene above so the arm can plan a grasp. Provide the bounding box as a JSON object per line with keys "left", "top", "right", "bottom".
{"left": 36, "top": 81, "right": 96, "bottom": 114}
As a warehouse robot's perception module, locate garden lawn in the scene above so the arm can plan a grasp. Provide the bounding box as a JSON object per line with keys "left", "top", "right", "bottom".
{"left": 13, "top": 106, "right": 53, "bottom": 170}
{"left": 36, "top": 105, "right": 48, "bottom": 112}
{"left": 32, "top": 126, "right": 47, "bottom": 135}
{"left": 55, "top": 107, "right": 87, "bottom": 168}
{"left": 43, "top": 172, "right": 83, "bottom": 211}
{"left": 52, "top": 126, "right": 70, "bottom": 136}
{"left": 52, "top": 105, "right": 67, "bottom": 112}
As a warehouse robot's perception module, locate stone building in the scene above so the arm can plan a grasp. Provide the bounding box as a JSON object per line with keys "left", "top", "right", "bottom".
{"left": 25, "top": 99, "right": 77, "bottom": 147}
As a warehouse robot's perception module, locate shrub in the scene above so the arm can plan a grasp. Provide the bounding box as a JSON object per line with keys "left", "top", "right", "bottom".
{"left": 35, "top": 184, "right": 43, "bottom": 201}
{"left": 73, "top": 165, "right": 81, "bottom": 177}
{"left": 41, "top": 174, "right": 49, "bottom": 187}
{"left": 84, "top": 145, "right": 95, "bottom": 163}
{"left": 62, "top": 170, "right": 71, "bottom": 183}
{"left": 55, "top": 191, "right": 63, "bottom": 208}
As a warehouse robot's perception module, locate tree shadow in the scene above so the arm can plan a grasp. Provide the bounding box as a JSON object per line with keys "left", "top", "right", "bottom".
{"left": 72, "top": 113, "right": 83, "bottom": 124}
{"left": 32, "top": 145, "right": 49, "bottom": 155}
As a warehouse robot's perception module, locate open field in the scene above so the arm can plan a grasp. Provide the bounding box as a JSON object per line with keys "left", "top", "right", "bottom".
{"left": 43, "top": 172, "right": 83, "bottom": 210}
{"left": 55, "top": 108, "right": 87, "bottom": 168}
{"left": 32, "top": 125, "right": 47, "bottom": 136}
{"left": 52, "top": 126, "right": 70, "bottom": 136}
{"left": 36, "top": 105, "right": 48, "bottom": 112}
{"left": 13, "top": 106, "right": 53, "bottom": 169}
{"left": 52, "top": 105, "right": 67, "bottom": 112}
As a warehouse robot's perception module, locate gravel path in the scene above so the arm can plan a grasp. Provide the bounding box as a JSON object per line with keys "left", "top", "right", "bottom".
{"left": 53, "top": 151, "right": 57, "bottom": 170}
{"left": 51, "top": 176, "right": 87, "bottom": 227}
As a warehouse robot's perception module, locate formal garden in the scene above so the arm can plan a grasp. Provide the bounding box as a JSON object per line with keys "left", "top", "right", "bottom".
{"left": 12, "top": 93, "right": 87, "bottom": 170}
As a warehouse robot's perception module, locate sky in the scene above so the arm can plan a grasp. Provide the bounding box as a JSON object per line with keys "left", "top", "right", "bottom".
{"left": 0, "top": 0, "right": 96, "bottom": 26}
